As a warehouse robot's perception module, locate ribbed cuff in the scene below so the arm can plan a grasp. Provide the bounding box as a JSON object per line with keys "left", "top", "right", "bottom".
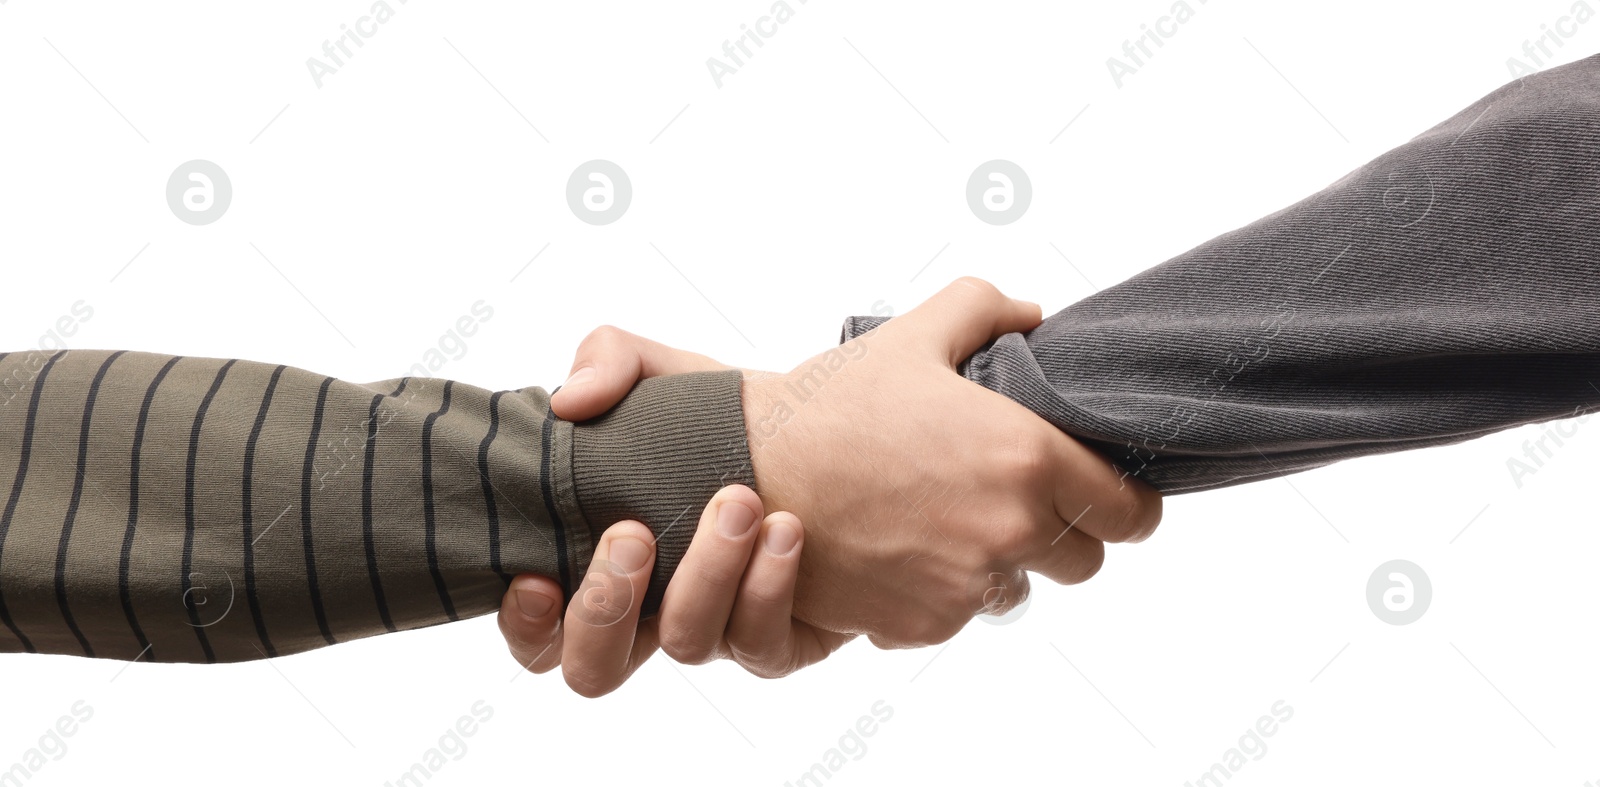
{"left": 567, "top": 370, "right": 756, "bottom": 616}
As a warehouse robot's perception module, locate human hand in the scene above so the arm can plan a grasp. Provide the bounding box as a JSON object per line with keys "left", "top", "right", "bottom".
{"left": 497, "top": 484, "right": 853, "bottom": 697}
{"left": 546, "top": 277, "right": 1163, "bottom": 650}
{"left": 736, "top": 278, "right": 1162, "bottom": 646}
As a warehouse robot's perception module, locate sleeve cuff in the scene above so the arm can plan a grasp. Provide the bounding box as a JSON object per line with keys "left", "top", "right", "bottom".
{"left": 566, "top": 369, "right": 755, "bottom": 616}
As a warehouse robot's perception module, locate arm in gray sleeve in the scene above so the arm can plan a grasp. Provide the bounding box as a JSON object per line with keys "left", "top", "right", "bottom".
{"left": 845, "top": 55, "right": 1600, "bottom": 494}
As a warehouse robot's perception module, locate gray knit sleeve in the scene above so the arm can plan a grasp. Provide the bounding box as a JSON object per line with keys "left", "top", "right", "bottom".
{"left": 844, "top": 55, "right": 1600, "bottom": 494}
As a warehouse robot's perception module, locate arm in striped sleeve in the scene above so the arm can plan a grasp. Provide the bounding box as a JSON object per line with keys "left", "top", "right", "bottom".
{"left": 0, "top": 349, "right": 752, "bottom": 663}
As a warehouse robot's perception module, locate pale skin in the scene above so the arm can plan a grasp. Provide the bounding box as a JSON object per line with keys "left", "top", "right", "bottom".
{"left": 497, "top": 278, "right": 1163, "bottom": 697}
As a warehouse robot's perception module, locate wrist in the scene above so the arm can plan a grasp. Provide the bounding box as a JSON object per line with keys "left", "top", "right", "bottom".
{"left": 739, "top": 370, "right": 807, "bottom": 519}
{"left": 568, "top": 369, "right": 755, "bottom": 614}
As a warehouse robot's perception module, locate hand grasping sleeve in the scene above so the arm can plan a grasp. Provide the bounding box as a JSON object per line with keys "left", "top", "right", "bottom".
{"left": 845, "top": 55, "right": 1600, "bottom": 493}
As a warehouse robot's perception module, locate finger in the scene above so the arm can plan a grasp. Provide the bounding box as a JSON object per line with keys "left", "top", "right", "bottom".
{"left": 725, "top": 512, "right": 842, "bottom": 678}
{"left": 893, "top": 277, "right": 1043, "bottom": 367}
{"left": 497, "top": 574, "right": 567, "bottom": 674}
{"left": 561, "top": 521, "right": 656, "bottom": 698}
{"left": 1017, "top": 517, "right": 1106, "bottom": 587}
{"left": 658, "top": 485, "right": 765, "bottom": 665}
{"left": 1043, "top": 427, "right": 1164, "bottom": 545}
{"left": 550, "top": 325, "right": 729, "bottom": 422}
{"left": 580, "top": 614, "right": 662, "bottom": 696}
{"left": 725, "top": 511, "right": 802, "bottom": 677}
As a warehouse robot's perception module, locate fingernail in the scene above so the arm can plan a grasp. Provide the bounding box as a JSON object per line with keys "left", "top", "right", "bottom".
{"left": 763, "top": 520, "right": 799, "bottom": 557}
{"left": 563, "top": 367, "right": 595, "bottom": 388}
{"left": 609, "top": 536, "right": 651, "bottom": 572}
{"left": 516, "top": 589, "right": 554, "bottom": 618}
{"left": 716, "top": 501, "right": 757, "bottom": 538}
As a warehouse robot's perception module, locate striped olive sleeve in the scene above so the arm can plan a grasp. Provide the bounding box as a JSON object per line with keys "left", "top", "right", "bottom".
{"left": 0, "top": 349, "right": 752, "bottom": 664}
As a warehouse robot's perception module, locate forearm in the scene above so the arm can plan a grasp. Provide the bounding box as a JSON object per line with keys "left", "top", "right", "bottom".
{"left": 0, "top": 349, "right": 750, "bottom": 663}
{"left": 846, "top": 55, "right": 1600, "bottom": 493}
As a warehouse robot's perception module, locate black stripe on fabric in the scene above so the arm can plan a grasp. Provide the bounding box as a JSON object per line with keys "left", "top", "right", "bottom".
{"left": 0, "top": 350, "right": 68, "bottom": 652}
{"left": 121, "top": 355, "right": 182, "bottom": 660}
{"left": 54, "top": 350, "right": 126, "bottom": 658}
{"left": 538, "top": 408, "right": 572, "bottom": 596}
{"left": 242, "top": 364, "right": 286, "bottom": 657}
{"left": 388, "top": 377, "right": 409, "bottom": 398}
{"left": 182, "top": 359, "right": 237, "bottom": 663}
{"left": 421, "top": 381, "right": 459, "bottom": 621}
{"left": 361, "top": 394, "right": 397, "bottom": 633}
{"left": 300, "top": 377, "right": 337, "bottom": 646}
{"left": 479, "top": 391, "right": 510, "bottom": 585}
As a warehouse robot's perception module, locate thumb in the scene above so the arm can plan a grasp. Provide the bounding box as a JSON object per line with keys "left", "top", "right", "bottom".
{"left": 894, "top": 277, "right": 1042, "bottom": 368}
{"left": 550, "top": 326, "right": 729, "bottom": 422}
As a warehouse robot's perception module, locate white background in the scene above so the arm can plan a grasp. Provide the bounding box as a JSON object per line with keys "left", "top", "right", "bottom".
{"left": 3, "top": 1, "right": 1599, "bottom": 784}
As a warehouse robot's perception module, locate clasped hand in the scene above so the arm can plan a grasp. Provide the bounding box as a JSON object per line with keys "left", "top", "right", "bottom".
{"left": 496, "top": 278, "right": 1161, "bottom": 697}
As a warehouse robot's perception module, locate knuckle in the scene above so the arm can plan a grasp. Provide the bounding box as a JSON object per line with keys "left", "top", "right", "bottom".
{"left": 1000, "top": 428, "right": 1054, "bottom": 489}
{"left": 512, "top": 640, "right": 561, "bottom": 675}
{"left": 1066, "top": 540, "right": 1106, "bottom": 585}
{"left": 572, "top": 593, "right": 629, "bottom": 629}
{"left": 952, "top": 276, "right": 1002, "bottom": 303}
{"left": 739, "top": 580, "right": 791, "bottom": 610}
{"left": 585, "top": 324, "right": 627, "bottom": 344}
{"left": 688, "top": 559, "right": 743, "bottom": 595}
{"left": 1133, "top": 485, "right": 1164, "bottom": 536}
{"left": 497, "top": 611, "right": 549, "bottom": 653}
{"left": 979, "top": 521, "right": 1027, "bottom": 565}
{"left": 660, "top": 624, "right": 720, "bottom": 665}
{"left": 992, "top": 510, "right": 1038, "bottom": 559}
{"left": 726, "top": 627, "right": 795, "bottom": 677}
{"left": 727, "top": 641, "right": 781, "bottom": 677}
{"left": 502, "top": 629, "right": 551, "bottom": 661}
{"left": 578, "top": 324, "right": 631, "bottom": 356}
{"left": 571, "top": 559, "right": 636, "bottom": 628}
{"left": 1108, "top": 483, "right": 1163, "bottom": 543}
